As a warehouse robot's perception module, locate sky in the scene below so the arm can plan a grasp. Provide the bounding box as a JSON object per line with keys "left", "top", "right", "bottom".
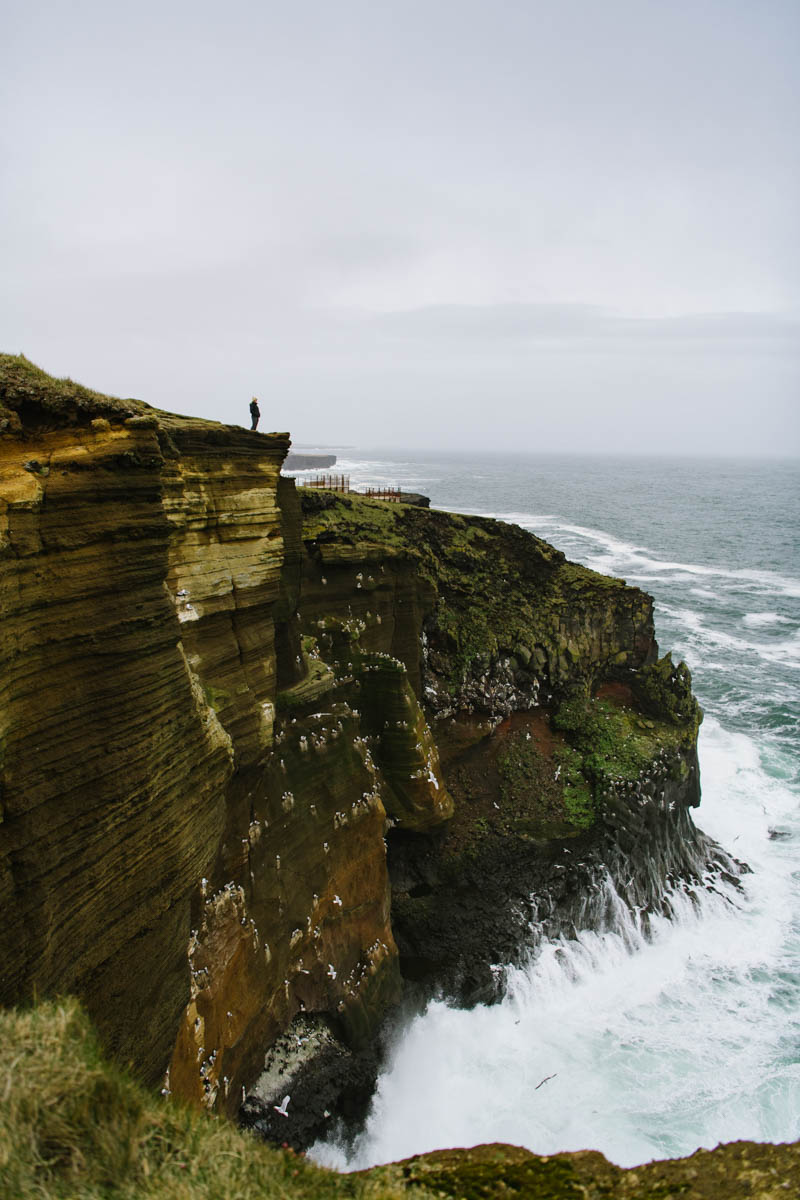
{"left": 2, "top": 0, "right": 798, "bottom": 454}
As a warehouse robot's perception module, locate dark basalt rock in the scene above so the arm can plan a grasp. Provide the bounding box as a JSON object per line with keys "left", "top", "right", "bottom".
{"left": 239, "top": 1013, "right": 380, "bottom": 1152}
{"left": 388, "top": 742, "right": 742, "bottom": 1009}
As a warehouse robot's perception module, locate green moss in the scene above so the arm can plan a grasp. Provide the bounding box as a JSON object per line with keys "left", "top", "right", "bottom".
{"left": 299, "top": 490, "right": 411, "bottom": 559}
{"left": 201, "top": 683, "right": 231, "bottom": 713}
{"left": 633, "top": 653, "right": 703, "bottom": 728}
{"left": 552, "top": 688, "right": 695, "bottom": 799}
{"left": 554, "top": 694, "right": 650, "bottom": 781}
{"left": 389, "top": 1145, "right": 590, "bottom": 1200}
{"left": 553, "top": 744, "right": 595, "bottom": 828}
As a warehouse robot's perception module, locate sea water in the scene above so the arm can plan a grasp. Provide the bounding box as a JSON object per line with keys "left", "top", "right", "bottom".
{"left": 300, "top": 452, "right": 800, "bottom": 1169}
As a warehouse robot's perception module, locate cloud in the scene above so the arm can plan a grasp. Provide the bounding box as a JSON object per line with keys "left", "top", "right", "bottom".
{"left": 1, "top": 1, "right": 798, "bottom": 454}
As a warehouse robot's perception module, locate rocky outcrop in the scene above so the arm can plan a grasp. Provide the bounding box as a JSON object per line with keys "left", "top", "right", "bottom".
{"left": 1, "top": 355, "right": 732, "bottom": 1152}
{"left": 283, "top": 452, "right": 337, "bottom": 471}
{"left": 292, "top": 490, "right": 727, "bottom": 1018}
{"left": 381, "top": 1140, "right": 800, "bottom": 1200}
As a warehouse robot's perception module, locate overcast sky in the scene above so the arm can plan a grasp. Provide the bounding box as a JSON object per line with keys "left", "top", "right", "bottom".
{"left": 2, "top": 0, "right": 798, "bottom": 454}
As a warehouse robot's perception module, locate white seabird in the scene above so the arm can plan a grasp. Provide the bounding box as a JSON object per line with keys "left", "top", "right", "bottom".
{"left": 274, "top": 1095, "right": 291, "bottom": 1117}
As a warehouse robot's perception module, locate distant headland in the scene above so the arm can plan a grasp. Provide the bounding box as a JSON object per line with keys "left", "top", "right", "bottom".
{"left": 283, "top": 452, "right": 336, "bottom": 470}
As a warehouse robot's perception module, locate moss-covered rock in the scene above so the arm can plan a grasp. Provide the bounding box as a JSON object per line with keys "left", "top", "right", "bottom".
{"left": 633, "top": 652, "right": 703, "bottom": 728}
{"left": 298, "top": 490, "right": 658, "bottom": 718}
{"left": 356, "top": 654, "right": 453, "bottom": 830}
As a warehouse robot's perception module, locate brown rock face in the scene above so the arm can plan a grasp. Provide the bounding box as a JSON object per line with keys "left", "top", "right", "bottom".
{"left": 0, "top": 359, "right": 290, "bottom": 1082}
{"left": 0, "top": 357, "right": 432, "bottom": 1116}
{"left": 1, "top": 356, "right": 714, "bottom": 1143}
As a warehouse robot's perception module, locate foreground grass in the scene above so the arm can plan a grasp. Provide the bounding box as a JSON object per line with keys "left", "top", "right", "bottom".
{"left": 3, "top": 999, "right": 799, "bottom": 1198}
{"left": 0, "top": 999, "right": 422, "bottom": 1200}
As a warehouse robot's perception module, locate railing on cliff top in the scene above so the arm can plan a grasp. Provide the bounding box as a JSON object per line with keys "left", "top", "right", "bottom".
{"left": 305, "top": 473, "right": 350, "bottom": 492}
{"left": 303, "top": 474, "right": 405, "bottom": 502}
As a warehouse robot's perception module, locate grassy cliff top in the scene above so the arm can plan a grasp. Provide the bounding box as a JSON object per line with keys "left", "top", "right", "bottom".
{"left": 0, "top": 354, "right": 289, "bottom": 446}
{"left": 0, "top": 353, "right": 152, "bottom": 429}
{"left": 300, "top": 487, "right": 634, "bottom": 596}
{"left": 300, "top": 488, "right": 654, "bottom": 689}
{"left": 2, "top": 999, "right": 797, "bottom": 1199}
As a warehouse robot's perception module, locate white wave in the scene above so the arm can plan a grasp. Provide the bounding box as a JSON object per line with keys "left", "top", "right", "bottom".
{"left": 743, "top": 612, "right": 793, "bottom": 628}
{"left": 312, "top": 718, "right": 800, "bottom": 1172}
{"left": 481, "top": 512, "right": 800, "bottom": 600}
{"left": 657, "top": 606, "right": 800, "bottom": 672}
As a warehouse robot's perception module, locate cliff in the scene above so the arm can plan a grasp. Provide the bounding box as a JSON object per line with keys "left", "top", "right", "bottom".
{"left": 1, "top": 356, "right": 735, "bottom": 1154}
{"left": 0, "top": 356, "right": 290, "bottom": 1089}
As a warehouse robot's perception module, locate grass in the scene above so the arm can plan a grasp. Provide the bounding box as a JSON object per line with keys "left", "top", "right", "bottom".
{"left": 6, "top": 999, "right": 786, "bottom": 1200}
{"left": 552, "top": 689, "right": 695, "bottom": 787}
{"left": 0, "top": 353, "right": 143, "bottom": 426}
{"left": 0, "top": 999, "right": 428, "bottom": 1200}
{"left": 497, "top": 730, "right": 594, "bottom": 831}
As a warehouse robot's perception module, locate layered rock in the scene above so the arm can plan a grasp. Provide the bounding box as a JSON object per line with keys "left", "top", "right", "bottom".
{"left": 1, "top": 354, "right": 732, "bottom": 1152}
{"left": 0, "top": 356, "right": 289, "bottom": 1083}
{"left": 0, "top": 357, "right": 447, "bottom": 1119}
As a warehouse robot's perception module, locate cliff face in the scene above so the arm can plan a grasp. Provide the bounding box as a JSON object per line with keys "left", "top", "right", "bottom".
{"left": 292, "top": 490, "right": 714, "bottom": 1013}
{"left": 1, "top": 355, "right": 720, "bottom": 1142}
{"left": 0, "top": 357, "right": 443, "bottom": 1118}
{"left": 0, "top": 357, "right": 290, "bottom": 1085}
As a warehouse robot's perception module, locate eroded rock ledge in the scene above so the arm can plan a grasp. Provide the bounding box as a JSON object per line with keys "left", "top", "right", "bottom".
{"left": 1, "top": 355, "right": 739, "bottom": 1157}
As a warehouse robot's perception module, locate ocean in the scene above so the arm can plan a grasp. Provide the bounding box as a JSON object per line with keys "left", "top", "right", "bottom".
{"left": 298, "top": 451, "right": 800, "bottom": 1170}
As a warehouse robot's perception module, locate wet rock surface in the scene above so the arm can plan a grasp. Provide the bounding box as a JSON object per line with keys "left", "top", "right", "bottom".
{"left": 240, "top": 1013, "right": 380, "bottom": 1152}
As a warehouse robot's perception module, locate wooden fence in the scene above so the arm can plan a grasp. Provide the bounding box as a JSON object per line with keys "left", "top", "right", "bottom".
{"left": 363, "top": 487, "right": 404, "bottom": 502}
{"left": 302, "top": 476, "right": 404, "bottom": 502}
{"left": 304, "top": 474, "right": 351, "bottom": 492}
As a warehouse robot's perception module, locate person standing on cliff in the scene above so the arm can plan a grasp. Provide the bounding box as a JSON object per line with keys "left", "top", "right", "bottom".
{"left": 249, "top": 397, "right": 260, "bottom": 431}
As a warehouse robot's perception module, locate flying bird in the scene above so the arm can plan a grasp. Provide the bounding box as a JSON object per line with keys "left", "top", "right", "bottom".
{"left": 534, "top": 1073, "right": 557, "bottom": 1090}
{"left": 274, "top": 1095, "right": 290, "bottom": 1117}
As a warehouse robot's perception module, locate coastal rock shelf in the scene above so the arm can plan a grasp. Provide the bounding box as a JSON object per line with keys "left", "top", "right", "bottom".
{"left": 0, "top": 355, "right": 740, "bottom": 1159}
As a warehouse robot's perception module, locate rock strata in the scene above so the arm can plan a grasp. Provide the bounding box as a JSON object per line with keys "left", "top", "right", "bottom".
{"left": 1, "top": 355, "right": 742, "bottom": 1157}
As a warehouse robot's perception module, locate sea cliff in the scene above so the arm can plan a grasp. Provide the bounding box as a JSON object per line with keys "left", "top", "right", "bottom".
{"left": 1, "top": 356, "right": 745, "bottom": 1173}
